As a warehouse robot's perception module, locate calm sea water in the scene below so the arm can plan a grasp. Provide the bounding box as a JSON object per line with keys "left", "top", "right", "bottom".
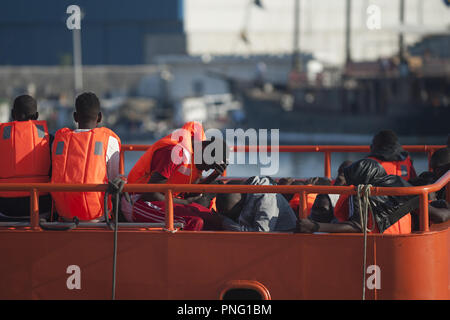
{"left": 122, "top": 140, "right": 431, "bottom": 179}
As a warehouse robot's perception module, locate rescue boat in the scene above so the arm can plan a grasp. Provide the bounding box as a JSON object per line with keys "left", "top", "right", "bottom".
{"left": 0, "top": 144, "right": 448, "bottom": 300}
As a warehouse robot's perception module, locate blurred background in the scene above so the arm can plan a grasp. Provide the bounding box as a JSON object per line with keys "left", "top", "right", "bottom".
{"left": 0, "top": 0, "right": 449, "bottom": 177}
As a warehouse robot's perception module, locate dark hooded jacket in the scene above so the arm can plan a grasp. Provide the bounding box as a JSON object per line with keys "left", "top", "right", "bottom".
{"left": 344, "top": 158, "right": 414, "bottom": 233}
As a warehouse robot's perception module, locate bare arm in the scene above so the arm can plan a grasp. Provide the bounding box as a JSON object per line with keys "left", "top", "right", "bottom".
{"left": 429, "top": 203, "right": 450, "bottom": 224}
{"left": 197, "top": 163, "right": 227, "bottom": 185}
{"left": 295, "top": 218, "right": 360, "bottom": 233}
{"left": 139, "top": 172, "right": 201, "bottom": 205}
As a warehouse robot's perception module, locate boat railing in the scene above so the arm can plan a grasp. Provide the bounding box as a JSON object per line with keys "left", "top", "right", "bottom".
{"left": 0, "top": 168, "right": 448, "bottom": 233}
{"left": 119, "top": 144, "right": 446, "bottom": 178}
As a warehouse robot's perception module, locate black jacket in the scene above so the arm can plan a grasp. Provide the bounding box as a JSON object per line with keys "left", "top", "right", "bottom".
{"left": 344, "top": 158, "right": 414, "bottom": 233}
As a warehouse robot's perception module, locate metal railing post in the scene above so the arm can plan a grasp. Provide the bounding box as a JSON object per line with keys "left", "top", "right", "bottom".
{"left": 165, "top": 189, "right": 175, "bottom": 232}
{"left": 119, "top": 149, "right": 125, "bottom": 175}
{"left": 324, "top": 151, "right": 331, "bottom": 179}
{"left": 419, "top": 192, "right": 429, "bottom": 232}
{"left": 299, "top": 190, "right": 308, "bottom": 219}
{"left": 30, "top": 188, "right": 40, "bottom": 230}
{"left": 446, "top": 181, "right": 450, "bottom": 203}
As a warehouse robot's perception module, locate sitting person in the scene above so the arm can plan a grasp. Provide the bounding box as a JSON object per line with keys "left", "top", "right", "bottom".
{"left": 309, "top": 194, "right": 337, "bottom": 224}
{"left": 279, "top": 177, "right": 332, "bottom": 216}
{"left": 51, "top": 92, "right": 121, "bottom": 222}
{"left": 368, "top": 129, "right": 417, "bottom": 181}
{"left": 333, "top": 160, "right": 353, "bottom": 186}
{"left": 122, "top": 121, "right": 227, "bottom": 231}
{"left": 297, "top": 159, "right": 414, "bottom": 234}
{"left": 409, "top": 171, "right": 450, "bottom": 230}
{"left": 0, "top": 95, "right": 52, "bottom": 220}
{"left": 430, "top": 147, "right": 450, "bottom": 201}
{"left": 305, "top": 160, "right": 354, "bottom": 223}
{"left": 216, "top": 176, "right": 298, "bottom": 232}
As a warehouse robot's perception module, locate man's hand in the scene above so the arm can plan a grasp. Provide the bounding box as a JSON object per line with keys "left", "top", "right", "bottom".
{"left": 212, "top": 162, "right": 227, "bottom": 175}
{"left": 198, "top": 162, "right": 228, "bottom": 185}
{"left": 296, "top": 218, "right": 320, "bottom": 233}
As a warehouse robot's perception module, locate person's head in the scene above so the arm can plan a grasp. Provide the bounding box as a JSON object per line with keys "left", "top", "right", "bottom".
{"left": 334, "top": 160, "right": 353, "bottom": 186}
{"left": 73, "top": 92, "right": 102, "bottom": 129}
{"left": 12, "top": 95, "right": 38, "bottom": 121}
{"left": 409, "top": 171, "right": 438, "bottom": 201}
{"left": 309, "top": 194, "right": 334, "bottom": 223}
{"left": 306, "top": 177, "right": 332, "bottom": 186}
{"left": 195, "top": 137, "right": 230, "bottom": 171}
{"left": 430, "top": 147, "right": 450, "bottom": 179}
{"left": 370, "top": 129, "right": 399, "bottom": 152}
{"left": 216, "top": 180, "right": 244, "bottom": 221}
{"left": 278, "top": 179, "right": 306, "bottom": 202}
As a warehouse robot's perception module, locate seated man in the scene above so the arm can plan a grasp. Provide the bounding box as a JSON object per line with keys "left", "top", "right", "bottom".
{"left": 309, "top": 194, "right": 337, "bottom": 224}
{"left": 279, "top": 177, "right": 332, "bottom": 216}
{"left": 430, "top": 147, "right": 450, "bottom": 181}
{"left": 51, "top": 92, "right": 121, "bottom": 222}
{"left": 216, "top": 176, "right": 298, "bottom": 232}
{"left": 306, "top": 161, "right": 353, "bottom": 223}
{"left": 430, "top": 147, "right": 450, "bottom": 201}
{"left": 409, "top": 171, "right": 450, "bottom": 230}
{"left": 297, "top": 159, "right": 414, "bottom": 234}
{"left": 333, "top": 160, "right": 353, "bottom": 186}
{"left": 368, "top": 129, "right": 416, "bottom": 181}
{"left": 122, "top": 122, "right": 228, "bottom": 231}
{"left": 0, "top": 95, "right": 52, "bottom": 220}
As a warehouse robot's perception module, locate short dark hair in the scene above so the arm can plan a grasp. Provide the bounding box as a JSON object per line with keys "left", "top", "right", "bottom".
{"left": 75, "top": 92, "right": 100, "bottom": 122}
{"left": 372, "top": 130, "right": 399, "bottom": 149}
{"left": 13, "top": 95, "right": 37, "bottom": 120}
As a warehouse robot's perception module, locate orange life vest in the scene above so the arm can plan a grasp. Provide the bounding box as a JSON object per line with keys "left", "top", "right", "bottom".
{"left": 368, "top": 156, "right": 414, "bottom": 181}
{"left": 289, "top": 192, "right": 317, "bottom": 215}
{"left": 334, "top": 194, "right": 411, "bottom": 235}
{"left": 51, "top": 127, "right": 121, "bottom": 221}
{"left": 0, "top": 120, "right": 50, "bottom": 197}
{"left": 127, "top": 122, "right": 205, "bottom": 192}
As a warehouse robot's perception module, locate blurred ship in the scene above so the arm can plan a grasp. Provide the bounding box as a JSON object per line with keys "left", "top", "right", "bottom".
{"left": 207, "top": 35, "right": 450, "bottom": 139}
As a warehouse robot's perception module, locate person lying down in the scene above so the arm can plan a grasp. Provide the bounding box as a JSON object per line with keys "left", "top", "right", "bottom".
{"left": 216, "top": 176, "right": 298, "bottom": 232}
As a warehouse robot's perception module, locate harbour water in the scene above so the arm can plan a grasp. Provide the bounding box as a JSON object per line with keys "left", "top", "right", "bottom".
{"left": 122, "top": 133, "right": 436, "bottom": 179}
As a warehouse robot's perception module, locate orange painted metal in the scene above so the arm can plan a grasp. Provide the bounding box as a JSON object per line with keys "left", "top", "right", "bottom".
{"left": 0, "top": 145, "right": 448, "bottom": 300}
{"left": 0, "top": 170, "right": 449, "bottom": 232}
{"left": 119, "top": 144, "right": 446, "bottom": 177}
{"left": 165, "top": 189, "right": 175, "bottom": 232}
{"left": 0, "top": 229, "right": 447, "bottom": 299}
{"left": 30, "top": 188, "right": 40, "bottom": 231}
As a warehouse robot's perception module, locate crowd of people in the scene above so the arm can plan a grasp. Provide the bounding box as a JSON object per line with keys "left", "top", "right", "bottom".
{"left": 0, "top": 92, "right": 449, "bottom": 235}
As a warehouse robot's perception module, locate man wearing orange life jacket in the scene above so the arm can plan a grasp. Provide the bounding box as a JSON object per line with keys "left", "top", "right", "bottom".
{"left": 0, "top": 95, "right": 52, "bottom": 220}
{"left": 122, "top": 121, "right": 228, "bottom": 231}
{"left": 367, "top": 130, "right": 416, "bottom": 181}
{"left": 51, "top": 92, "right": 121, "bottom": 222}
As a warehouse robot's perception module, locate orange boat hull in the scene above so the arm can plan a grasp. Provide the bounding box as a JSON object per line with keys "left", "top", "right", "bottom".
{"left": 0, "top": 222, "right": 448, "bottom": 300}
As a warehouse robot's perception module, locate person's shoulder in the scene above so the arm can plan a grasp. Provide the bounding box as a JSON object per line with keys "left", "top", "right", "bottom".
{"left": 97, "top": 127, "right": 121, "bottom": 140}
{"left": 55, "top": 127, "right": 72, "bottom": 135}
